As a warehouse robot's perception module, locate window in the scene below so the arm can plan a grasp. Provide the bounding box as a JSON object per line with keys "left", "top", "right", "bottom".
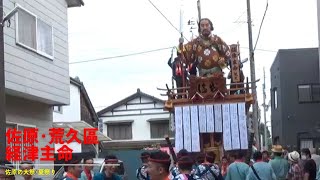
{"left": 53, "top": 106, "right": 63, "bottom": 113}
{"left": 150, "top": 121, "right": 172, "bottom": 139}
{"left": 271, "top": 88, "right": 278, "bottom": 109}
{"left": 6, "top": 123, "right": 37, "bottom": 169}
{"left": 16, "top": 7, "right": 54, "bottom": 59}
{"left": 298, "top": 85, "right": 312, "bottom": 102}
{"left": 300, "top": 139, "right": 314, "bottom": 149}
{"left": 298, "top": 84, "right": 320, "bottom": 103}
{"left": 312, "top": 84, "right": 320, "bottom": 101}
{"left": 98, "top": 119, "right": 103, "bottom": 133}
{"left": 107, "top": 123, "right": 132, "bottom": 140}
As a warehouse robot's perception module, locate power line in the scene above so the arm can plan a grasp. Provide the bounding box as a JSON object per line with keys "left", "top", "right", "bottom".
{"left": 69, "top": 47, "right": 173, "bottom": 64}
{"left": 254, "top": 0, "right": 269, "bottom": 51}
{"left": 69, "top": 46, "right": 277, "bottom": 65}
{"left": 147, "top": 0, "right": 189, "bottom": 42}
{"left": 240, "top": 47, "right": 276, "bottom": 52}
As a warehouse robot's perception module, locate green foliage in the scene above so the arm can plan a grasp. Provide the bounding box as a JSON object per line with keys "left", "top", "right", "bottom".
{"left": 259, "top": 123, "right": 272, "bottom": 149}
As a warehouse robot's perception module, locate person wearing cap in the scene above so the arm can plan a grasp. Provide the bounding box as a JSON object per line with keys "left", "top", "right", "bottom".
{"left": 195, "top": 151, "right": 223, "bottom": 180}
{"left": 19, "top": 161, "right": 43, "bottom": 180}
{"left": 63, "top": 157, "right": 83, "bottom": 180}
{"left": 0, "top": 159, "right": 15, "bottom": 180}
{"left": 136, "top": 152, "right": 150, "bottom": 180}
{"left": 225, "top": 151, "right": 249, "bottom": 180}
{"left": 286, "top": 151, "right": 303, "bottom": 180}
{"left": 268, "top": 145, "right": 289, "bottom": 180}
{"left": 246, "top": 151, "right": 276, "bottom": 180}
{"left": 93, "top": 155, "right": 122, "bottom": 180}
{"left": 147, "top": 151, "right": 171, "bottom": 180}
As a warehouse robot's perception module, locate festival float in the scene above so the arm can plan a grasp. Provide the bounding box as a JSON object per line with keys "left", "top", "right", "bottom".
{"left": 159, "top": 39, "right": 258, "bottom": 163}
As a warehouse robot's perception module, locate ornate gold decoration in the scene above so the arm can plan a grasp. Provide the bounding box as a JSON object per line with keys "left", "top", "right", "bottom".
{"left": 204, "top": 59, "right": 212, "bottom": 67}
{"left": 197, "top": 46, "right": 202, "bottom": 52}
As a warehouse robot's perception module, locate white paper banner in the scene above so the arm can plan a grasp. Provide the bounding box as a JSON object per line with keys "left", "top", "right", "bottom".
{"left": 174, "top": 107, "right": 184, "bottom": 151}
{"left": 182, "top": 106, "right": 192, "bottom": 152}
{"left": 230, "top": 103, "right": 240, "bottom": 149}
{"left": 190, "top": 105, "right": 200, "bottom": 152}
{"left": 206, "top": 105, "right": 215, "bottom": 132}
{"left": 214, "top": 104, "right": 223, "bottom": 132}
{"left": 222, "top": 104, "right": 232, "bottom": 151}
{"left": 198, "top": 105, "right": 207, "bottom": 132}
{"left": 238, "top": 103, "right": 248, "bottom": 149}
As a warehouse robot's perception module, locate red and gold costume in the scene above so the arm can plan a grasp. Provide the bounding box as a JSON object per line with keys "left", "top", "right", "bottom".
{"left": 180, "top": 35, "right": 231, "bottom": 77}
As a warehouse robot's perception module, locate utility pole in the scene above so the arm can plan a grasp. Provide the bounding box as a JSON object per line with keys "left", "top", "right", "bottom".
{"left": 197, "top": 0, "right": 201, "bottom": 20}
{"left": 246, "top": 0, "right": 260, "bottom": 149}
{"left": 262, "top": 67, "right": 268, "bottom": 150}
{"left": 0, "top": 0, "right": 6, "bottom": 157}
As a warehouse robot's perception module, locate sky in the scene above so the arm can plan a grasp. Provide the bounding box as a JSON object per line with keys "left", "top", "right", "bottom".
{"left": 67, "top": 0, "right": 319, "bottom": 131}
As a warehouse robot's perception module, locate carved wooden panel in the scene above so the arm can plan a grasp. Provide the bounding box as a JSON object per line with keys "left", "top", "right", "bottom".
{"left": 189, "top": 73, "right": 227, "bottom": 99}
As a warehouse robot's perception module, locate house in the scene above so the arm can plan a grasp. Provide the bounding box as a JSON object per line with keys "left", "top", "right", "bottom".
{"left": 97, "top": 89, "right": 173, "bottom": 179}
{"left": 270, "top": 48, "right": 320, "bottom": 150}
{"left": 53, "top": 77, "right": 110, "bottom": 156}
{"left": 3, "top": 0, "right": 83, "bottom": 170}
{"left": 97, "top": 88, "right": 174, "bottom": 150}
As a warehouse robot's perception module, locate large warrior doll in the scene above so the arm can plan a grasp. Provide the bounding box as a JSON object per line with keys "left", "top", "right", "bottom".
{"left": 179, "top": 18, "right": 231, "bottom": 77}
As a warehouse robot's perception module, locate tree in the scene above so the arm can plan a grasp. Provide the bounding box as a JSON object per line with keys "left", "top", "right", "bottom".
{"left": 259, "top": 123, "right": 272, "bottom": 150}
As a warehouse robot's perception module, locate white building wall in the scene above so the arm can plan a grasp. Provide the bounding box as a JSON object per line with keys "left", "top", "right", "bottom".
{"left": 100, "top": 96, "right": 170, "bottom": 141}
{"left": 53, "top": 84, "right": 81, "bottom": 122}
{"left": 3, "top": 0, "right": 70, "bottom": 105}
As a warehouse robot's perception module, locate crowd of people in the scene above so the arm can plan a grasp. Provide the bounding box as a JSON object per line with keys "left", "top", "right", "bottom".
{"left": 136, "top": 145, "right": 320, "bottom": 180}
{"left": 0, "top": 145, "right": 319, "bottom": 179}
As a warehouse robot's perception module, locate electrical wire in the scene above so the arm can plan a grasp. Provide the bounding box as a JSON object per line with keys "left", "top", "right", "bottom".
{"left": 69, "top": 46, "right": 173, "bottom": 64}
{"left": 69, "top": 46, "right": 276, "bottom": 65}
{"left": 254, "top": 0, "right": 269, "bottom": 51}
{"left": 240, "top": 47, "right": 276, "bottom": 52}
{"left": 147, "top": 0, "right": 189, "bottom": 42}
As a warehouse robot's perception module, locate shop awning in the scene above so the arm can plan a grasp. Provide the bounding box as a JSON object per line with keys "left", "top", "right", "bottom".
{"left": 53, "top": 121, "right": 111, "bottom": 142}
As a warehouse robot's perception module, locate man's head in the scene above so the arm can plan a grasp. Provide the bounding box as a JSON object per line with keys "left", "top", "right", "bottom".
{"left": 104, "top": 155, "right": 119, "bottom": 176}
{"left": 177, "top": 149, "right": 189, "bottom": 159}
{"left": 262, "top": 151, "right": 269, "bottom": 160}
{"left": 271, "top": 145, "right": 284, "bottom": 157}
{"left": 140, "top": 152, "right": 150, "bottom": 164}
{"left": 221, "top": 156, "right": 228, "bottom": 165}
{"left": 147, "top": 151, "right": 171, "bottom": 180}
{"left": 236, "top": 151, "right": 246, "bottom": 161}
{"left": 0, "top": 159, "right": 14, "bottom": 180}
{"left": 301, "top": 148, "right": 311, "bottom": 160}
{"left": 177, "top": 156, "right": 194, "bottom": 172}
{"left": 198, "top": 18, "right": 213, "bottom": 37}
{"left": 83, "top": 158, "right": 94, "bottom": 171}
{"left": 253, "top": 151, "right": 262, "bottom": 161}
{"left": 229, "top": 153, "right": 236, "bottom": 163}
{"left": 195, "top": 153, "right": 205, "bottom": 165}
{"left": 205, "top": 152, "right": 216, "bottom": 164}
{"left": 64, "top": 157, "right": 83, "bottom": 178}
{"left": 288, "top": 151, "right": 300, "bottom": 164}
{"left": 19, "top": 161, "right": 35, "bottom": 179}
